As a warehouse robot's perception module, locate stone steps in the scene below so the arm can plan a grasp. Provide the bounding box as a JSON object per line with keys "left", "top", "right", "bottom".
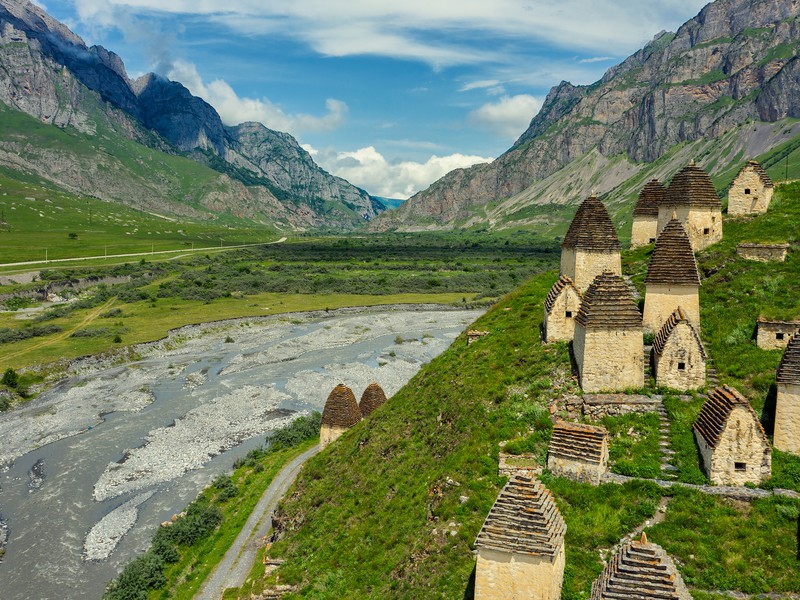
{"left": 656, "top": 400, "right": 677, "bottom": 480}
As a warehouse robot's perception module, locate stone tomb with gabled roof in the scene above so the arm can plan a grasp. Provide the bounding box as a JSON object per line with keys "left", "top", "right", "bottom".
{"left": 728, "top": 160, "right": 774, "bottom": 216}
{"left": 319, "top": 383, "right": 361, "bottom": 450}
{"left": 547, "top": 421, "right": 609, "bottom": 484}
{"left": 653, "top": 307, "right": 706, "bottom": 391}
{"left": 631, "top": 179, "right": 666, "bottom": 249}
{"left": 775, "top": 333, "right": 800, "bottom": 455}
{"left": 474, "top": 473, "right": 566, "bottom": 600}
{"left": 573, "top": 272, "right": 644, "bottom": 393}
{"left": 658, "top": 162, "right": 722, "bottom": 251}
{"left": 560, "top": 195, "right": 622, "bottom": 293}
{"left": 693, "top": 385, "right": 771, "bottom": 486}
{"left": 756, "top": 317, "right": 800, "bottom": 350}
{"left": 359, "top": 382, "right": 387, "bottom": 418}
{"left": 542, "top": 274, "right": 582, "bottom": 343}
{"left": 591, "top": 532, "right": 691, "bottom": 600}
{"left": 643, "top": 218, "right": 701, "bottom": 333}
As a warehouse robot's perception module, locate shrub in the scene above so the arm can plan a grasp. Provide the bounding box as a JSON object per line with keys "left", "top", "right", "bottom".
{"left": 2, "top": 368, "right": 18, "bottom": 388}
{"left": 266, "top": 412, "right": 322, "bottom": 453}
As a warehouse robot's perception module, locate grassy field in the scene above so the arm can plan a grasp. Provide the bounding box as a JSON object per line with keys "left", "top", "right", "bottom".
{"left": 256, "top": 183, "right": 800, "bottom": 599}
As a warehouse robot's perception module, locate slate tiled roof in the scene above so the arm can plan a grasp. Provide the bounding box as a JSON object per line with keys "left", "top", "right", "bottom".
{"left": 548, "top": 421, "right": 607, "bottom": 464}
{"left": 474, "top": 474, "right": 566, "bottom": 558}
{"left": 645, "top": 219, "right": 700, "bottom": 286}
{"left": 777, "top": 333, "right": 800, "bottom": 385}
{"left": 653, "top": 307, "right": 706, "bottom": 359}
{"left": 664, "top": 163, "right": 722, "bottom": 209}
{"left": 321, "top": 384, "right": 361, "bottom": 428}
{"left": 562, "top": 195, "right": 621, "bottom": 251}
{"left": 575, "top": 272, "right": 642, "bottom": 329}
{"left": 733, "top": 160, "right": 773, "bottom": 189}
{"left": 590, "top": 533, "right": 691, "bottom": 600}
{"left": 633, "top": 180, "right": 666, "bottom": 217}
{"left": 693, "top": 385, "right": 767, "bottom": 449}
{"left": 544, "top": 274, "right": 581, "bottom": 315}
{"left": 359, "top": 382, "right": 387, "bottom": 417}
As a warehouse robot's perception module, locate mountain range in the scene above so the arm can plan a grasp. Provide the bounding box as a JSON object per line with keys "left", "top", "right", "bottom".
{"left": 372, "top": 0, "right": 800, "bottom": 236}
{"left": 0, "top": 0, "right": 383, "bottom": 229}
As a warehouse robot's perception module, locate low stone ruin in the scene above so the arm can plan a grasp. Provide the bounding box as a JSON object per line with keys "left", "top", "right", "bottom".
{"left": 590, "top": 532, "right": 691, "bottom": 599}
{"left": 756, "top": 317, "right": 800, "bottom": 350}
{"left": 736, "top": 242, "right": 789, "bottom": 263}
{"left": 474, "top": 473, "right": 566, "bottom": 600}
{"left": 467, "top": 330, "right": 490, "bottom": 345}
{"left": 547, "top": 421, "right": 609, "bottom": 485}
{"left": 319, "top": 384, "right": 361, "bottom": 450}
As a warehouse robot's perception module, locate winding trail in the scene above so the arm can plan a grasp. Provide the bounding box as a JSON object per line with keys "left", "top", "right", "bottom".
{"left": 195, "top": 444, "right": 319, "bottom": 600}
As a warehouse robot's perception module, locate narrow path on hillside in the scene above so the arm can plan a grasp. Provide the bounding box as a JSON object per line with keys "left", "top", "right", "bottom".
{"left": 195, "top": 444, "right": 319, "bottom": 600}
{"left": 3, "top": 297, "right": 116, "bottom": 362}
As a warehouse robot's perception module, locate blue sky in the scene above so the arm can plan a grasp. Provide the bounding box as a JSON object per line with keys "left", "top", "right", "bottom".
{"left": 37, "top": 0, "right": 710, "bottom": 198}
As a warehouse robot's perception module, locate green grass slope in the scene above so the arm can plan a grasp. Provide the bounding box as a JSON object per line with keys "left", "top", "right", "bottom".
{"left": 266, "top": 184, "right": 800, "bottom": 598}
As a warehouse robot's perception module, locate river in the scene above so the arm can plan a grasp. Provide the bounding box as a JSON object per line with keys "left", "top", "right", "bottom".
{"left": 0, "top": 306, "right": 483, "bottom": 599}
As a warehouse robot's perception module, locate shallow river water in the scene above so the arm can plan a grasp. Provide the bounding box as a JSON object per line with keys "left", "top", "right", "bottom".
{"left": 0, "top": 306, "right": 482, "bottom": 599}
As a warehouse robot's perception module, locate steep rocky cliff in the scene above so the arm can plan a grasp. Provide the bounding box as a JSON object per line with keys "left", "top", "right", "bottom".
{"left": 0, "top": 0, "right": 380, "bottom": 228}
{"left": 374, "top": 0, "right": 800, "bottom": 231}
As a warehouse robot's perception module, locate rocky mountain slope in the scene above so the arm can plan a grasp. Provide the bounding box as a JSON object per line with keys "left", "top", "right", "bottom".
{"left": 373, "top": 0, "right": 800, "bottom": 232}
{"left": 0, "top": 0, "right": 381, "bottom": 228}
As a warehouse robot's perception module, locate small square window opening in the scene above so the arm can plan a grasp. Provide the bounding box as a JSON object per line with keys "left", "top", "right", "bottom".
{"left": 678, "top": 362, "right": 686, "bottom": 370}
{"left": 734, "top": 462, "right": 746, "bottom": 471}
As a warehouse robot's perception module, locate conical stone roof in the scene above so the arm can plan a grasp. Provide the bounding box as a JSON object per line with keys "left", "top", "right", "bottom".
{"left": 645, "top": 219, "right": 700, "bottom": 286}
{"left": 359, "top": 382, "right": 387, "bottom": 417}
{"left": 591, "top": 533, "right": 691, "bottom": 599}
{"left": 575, "top": 272, "right": 641, "bottom": 329}
{"left": 561, "top": 195, "right": 621, "bottom": 251}
{"left": 474, "top": 473, "right": 566, "bottom": 557}
{"left": 777, "top": 333, "right": 800, "bottom": 384}
{"left": 693, "top": 385, "right": 767, "bottom": 449}
{"left": 653, "top": 307, "right": 705, "bottom": 359}
{"left": 664, "top": 163, "right": 721, "bottom": 209}
{"left": 321, "top": 384, "right": 361, "bottom": 428}
{"left": 633, "top": 180, "right": 665, "bottom": 217}
{"left": 544, "top": 274, "right": 581, "bottom": 315}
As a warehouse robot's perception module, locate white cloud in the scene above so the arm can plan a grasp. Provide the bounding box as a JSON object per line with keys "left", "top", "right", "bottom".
{"left": 468, "top": 94, "right": 542, "bottom": 139}
{"left": 73, "top": 0, "right": 710, "bottom": 68}
{"left": 315, "top": 146, "right": 493, "bottom": 199}
{"left": 580, "top": 56, "right": 614, "bottom": 63}
{"left": 166, "top": 60, "right": 347, "bottom": 135}
{"left": 459, "top": 80, "right": 501, "bottom": 92}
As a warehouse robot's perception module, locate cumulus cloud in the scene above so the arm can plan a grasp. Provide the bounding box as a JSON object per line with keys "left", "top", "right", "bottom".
{"left": 73, "top": 0, "right": 710, "bottom": 68}
{"left": 468, "top": 94, "right": 542, "bottom": 139}
{"left": 314, "top": 146, "right": 493, "bottom": 199}
{"left": 166, "top": 60, "right": 348, "bottom": 135}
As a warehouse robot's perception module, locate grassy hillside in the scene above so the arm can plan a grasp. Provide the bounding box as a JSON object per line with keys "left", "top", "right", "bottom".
{"left": 262, "top": 184, "right": 800, "bottom": 598}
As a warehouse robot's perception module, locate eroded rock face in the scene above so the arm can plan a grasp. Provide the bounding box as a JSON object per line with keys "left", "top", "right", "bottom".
{"left": 375, "top": 0, "right": 800, "bottom": 230}
{"left": 0, "top": 0, "right": 381, "bottom": 229}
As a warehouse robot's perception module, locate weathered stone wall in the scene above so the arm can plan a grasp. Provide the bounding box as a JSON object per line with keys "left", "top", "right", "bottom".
{"left": 775, "top": 383, "right": 800, "bottom": 455}
{"left": 561, "top": 248, "right": 621, "bottom": 292}
{"left": 736, "top": 243, "right": 788, "bottom": 262}
{"left": 630, "top": 216, "right": 658, "bottom": 249}
{"left": 475, "top": 545, "right": 564, "bottom": 600}
{"left": 756, "top": 320, "right": 800, "bottom": 350}
{"left": 654, "top": 322, "right": 706, "bottom": 391}
{"left": 575, "top": 327, "right": 644, "bottom": 393}
{"left": 728, "top": 170, "right": 773, "bottom": 216}
{"left": 696, "top": 407, "right": 771, "bottom": 485}
{"left": 543, "top": 286, "right": 582, "bottom": 343}
{"left": 657, "top": 206, "right": 722, "bottom": 251}
{"left": 564, "top": 394, "right": 661, "bottom": 420}
{"left": 642, "top": 284, "right": 700, "bottom": 333}
{"left": 319, "top": 424, "right": 348, "bottom": 450}
{"left": 547, "top": 454, "right": 607, "bottom": 485}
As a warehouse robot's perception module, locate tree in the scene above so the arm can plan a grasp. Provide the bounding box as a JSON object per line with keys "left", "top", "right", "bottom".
{"left": 2, "top": 368, "right": 18, "bottom": 389}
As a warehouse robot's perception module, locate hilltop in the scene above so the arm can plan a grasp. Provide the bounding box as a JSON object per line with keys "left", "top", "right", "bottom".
{"left": 373, "top": 0, "right": 800, "bottom": 235}
{"left": 260, "top": 182, "right": 800, "bottom": 598}
{"left": 0, "top": 0, "right": 382, "bottom": 229}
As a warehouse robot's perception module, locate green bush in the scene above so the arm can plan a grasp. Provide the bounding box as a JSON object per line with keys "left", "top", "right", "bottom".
{"left": 2, "top": 368, "right": 18, "bottom": 388}
{"left": 266, "top": 411, "right": 322, "bottom": 453}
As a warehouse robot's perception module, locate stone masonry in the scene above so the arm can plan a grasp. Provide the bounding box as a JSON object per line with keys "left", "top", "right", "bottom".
{"left": 736, "top": 242, "right": 789, "bottom": 262}
{"left": 657, "top": 162, "right": 723, "bottom": 251}
{"left": 561, "top": 195, "right": 622, "bottom": 293}
{"left": 630, "top": 179, "right": 665, "bottom": 249}
{"left": 643, "top": 218, "right": 701, "bottom": 333}
{"left": 756, "top": 318, "right": 800, "bottom": 350}
{"left": 547, "top": 421, "right": 609, "bottom": 485}
{"left": 359, "top": 382, "right": 387, "bottom": 418}
{"left": 653, "top": 307, "right": 706, "bottom": 391}
{"left": 728, "top": 160, "right": 774, "bottom": 216}
{"left": 319, "top": 384, "right": 361, "bottom": 450}
{"left": 775, "top": 333, "right": 800, "bottom": 455}
{"left": 474, "top": 474, "right": 566, "bottom": 600}
{"left": 543, "top": 274, "right": 582, "bottom": 343}
{"left": 694, "top": 385, "right": 771, "bottom": 486}
{"left": 574, "top": 272, "right": 644, "bottom": 393}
